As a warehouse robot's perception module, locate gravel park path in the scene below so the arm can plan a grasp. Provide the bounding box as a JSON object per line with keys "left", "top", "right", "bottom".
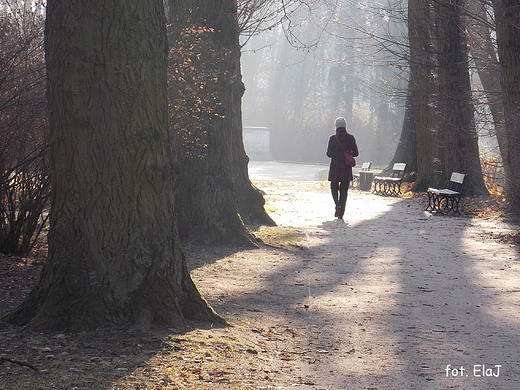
{"left": 193, "top": 161, "right": 520, "bottom": 389}
{"left": 2, "top": 161, "right": 519, "bottom": 390}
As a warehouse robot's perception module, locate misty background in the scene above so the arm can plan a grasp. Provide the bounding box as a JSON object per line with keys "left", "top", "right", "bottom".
{"left": 239, "top": 0, "right": 497, "bottom": 166}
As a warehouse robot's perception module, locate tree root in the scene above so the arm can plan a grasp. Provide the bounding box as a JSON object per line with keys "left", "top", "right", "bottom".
{"left": 0, "top": 356, "right": 38, "bottom": 371}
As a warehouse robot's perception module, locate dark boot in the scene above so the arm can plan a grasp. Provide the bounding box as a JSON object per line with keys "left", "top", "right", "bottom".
{"left": 331, "top": 183, "right": 340, "bottom": 217}
{"left": 338, "top": 195, "right": 348, "bottom": 219}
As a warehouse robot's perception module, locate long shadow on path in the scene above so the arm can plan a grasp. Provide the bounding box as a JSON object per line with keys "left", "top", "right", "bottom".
{"left": 211, "top": 188, "right": 520, "bottom": 389}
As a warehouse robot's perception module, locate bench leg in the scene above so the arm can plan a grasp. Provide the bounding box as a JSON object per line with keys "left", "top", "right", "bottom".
{"left": 432, "top": 195, "right": 462, "bottom": 215}
{"left": 385, "top": 181, "right": 391, "bottom": 195}
{"left": 393, "top": 182, "right": 401, "bottom": 195}
{"left": 446, "top": 196, "right": 462, "bottom": 214}
{"left": 426, "top": 193, "right": 446, "bottom": 214}
{"left": 426, "top": 192, "right": 436, "bottom": 211}
{"left": 374, "top": 180, "right": 402, "bottom": 196}
{"left": 454, "top": 198, "right": 462, "bottom": 214}
{"left": 373, "top": 180, "right": 381, "bottom": 194}
{"left": 388, "top": 181, "right": 401, "bottom": 196}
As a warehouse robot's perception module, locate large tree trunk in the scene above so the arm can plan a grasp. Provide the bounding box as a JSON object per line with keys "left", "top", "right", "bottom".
{"left": 466, "top": 1, "right": 508, "bottom": 172}
{"left": 233, "top": 119, "right": 276, "bottom": 227}
{"left": 168, "top": 0, "right": 273, "bottom": 245}
{"left": 434, "top": 0, "right": 489, "bottom": 196}
{"left": 4, "top": 0, "right": 221, "bottom": 331}
{"left": 492, "top": 0, "right": 520, "bottom": 216}
{"left": 387, "top": 0, "right": 438, "bottom": 188}
{"left": 228, "top": 10, "right": 275, "bottom": 227}
{"left": 389, "top": 81, "right": 418, "bottom": 179}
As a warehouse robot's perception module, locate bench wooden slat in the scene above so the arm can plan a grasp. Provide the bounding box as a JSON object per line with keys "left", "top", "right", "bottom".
{"left": 450, "top": 172, "right": 465, "bottom": 184}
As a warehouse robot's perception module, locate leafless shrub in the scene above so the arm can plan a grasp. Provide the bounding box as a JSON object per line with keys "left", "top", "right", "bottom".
{"left": 0, "top": 2, "right": 49, "bottom": 256}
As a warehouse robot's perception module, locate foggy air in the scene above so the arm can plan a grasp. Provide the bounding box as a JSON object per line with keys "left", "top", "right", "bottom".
{"left": 240, "top": 0, "right": 407, "bottom": 165}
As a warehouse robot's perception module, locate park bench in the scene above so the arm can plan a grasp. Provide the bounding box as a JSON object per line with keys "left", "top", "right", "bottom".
{"left": 352, "top": 161, "right": 372, "bottom": 187}
{"left": 373, "top": 163, "right": 407, "bottom": 196}
{"left": 425, "top": 172, "right": 466, "bottom": 215}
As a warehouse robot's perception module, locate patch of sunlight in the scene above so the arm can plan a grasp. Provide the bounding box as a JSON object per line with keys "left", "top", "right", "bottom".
{"left": 461, "top": 223, "right": 520, "bottom": 326}
{"left": 251, "top": 225, "right": 306, "bottom": 246}
{"left": 302, "top": 247, "right": 407, "bottom": 378}
{"left": 345, "top": 194, "right": 403, "bottom": 227}
{"left": 263, "top": 203, "right": 281, "bottom": 214}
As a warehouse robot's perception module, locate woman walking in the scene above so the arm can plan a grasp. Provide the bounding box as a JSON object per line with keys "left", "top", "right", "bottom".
{"left": 326, "top": 117, "right": 359, "bottom": 220}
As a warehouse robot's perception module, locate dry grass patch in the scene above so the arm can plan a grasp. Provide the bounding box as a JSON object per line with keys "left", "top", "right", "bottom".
{"left": 251, "top": 225, "right": 307, "bottom": 246}
{"left": 1, "top": 319, "right": 301, "bottom": 389}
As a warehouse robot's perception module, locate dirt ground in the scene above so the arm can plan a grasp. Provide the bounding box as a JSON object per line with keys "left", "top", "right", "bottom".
{"left": 2, "top": 161, "right": 520, "bottom": 389}
{"left": 236, "top": 177, "right": 520, "bottom": 390}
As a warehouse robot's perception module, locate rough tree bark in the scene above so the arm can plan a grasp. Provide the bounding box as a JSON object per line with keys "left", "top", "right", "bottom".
{"left": 492, "top": 0, "right": 520, "bottom": 216}
{"left": 434, "top": 0, "right": 488, "bottom": 196}
{"left": 389, "top": 84, "right": 418, "bottom": 179}
{"left": 386, "top": 0, "right": 439, "bottom": 188}
{"left": 466, "top": 1, "right": 508, "bottom": 170}
{"left": 168, "top": 0, "right": 274, "bottom": 245}
{"left": 4, "top": 0, "right": 222, "bottom": 331}
{"left": 391, "top": 0, "right": 489, "bottom": 194}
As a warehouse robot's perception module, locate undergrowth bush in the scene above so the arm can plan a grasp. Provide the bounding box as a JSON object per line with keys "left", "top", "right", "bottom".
{"left": 0, "top": 4, "right": 49, "bottom": 256}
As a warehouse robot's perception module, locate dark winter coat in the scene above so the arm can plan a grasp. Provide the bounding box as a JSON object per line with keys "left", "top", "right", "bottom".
{"left": 326, "top": 127, "right": 359, "bottom": 182}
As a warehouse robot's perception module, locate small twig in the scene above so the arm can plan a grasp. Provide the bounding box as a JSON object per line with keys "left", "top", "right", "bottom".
{"left": 0, "top": 356, "right": 38, "bottom": 371}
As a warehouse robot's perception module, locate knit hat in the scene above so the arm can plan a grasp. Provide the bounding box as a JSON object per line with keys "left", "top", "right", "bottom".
{"left": 335, "top": 117, "right": 347, "bottom": 129}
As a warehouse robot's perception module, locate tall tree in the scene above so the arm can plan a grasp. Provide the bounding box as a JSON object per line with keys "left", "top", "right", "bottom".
{"left": 388, "top": 0, "right": 489, "bottom": 195}
{"left": 467, "top": 1, "right": 507, "bottom": 164}
{"left": 4, "top": 0, "right": 221, "bottom": 331}
{"left": 167, "top": 0, "right": 274, "bottom": 245}
{"left": 434, "top": 0, "right": 488, "bottom": 196}
{"left": 387, "top": 0, "right": 438, "bottom": 187}
{"left": 492, "top": 0, "right": 520, "bottom": 216}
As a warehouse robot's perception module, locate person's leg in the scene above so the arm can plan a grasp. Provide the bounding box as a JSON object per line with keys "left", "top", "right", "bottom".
{"left": 330, "top": 181, "right": 341, "bottom": 217}
{"left": 338, "top": 181, "right": 350, "bottom": 219}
